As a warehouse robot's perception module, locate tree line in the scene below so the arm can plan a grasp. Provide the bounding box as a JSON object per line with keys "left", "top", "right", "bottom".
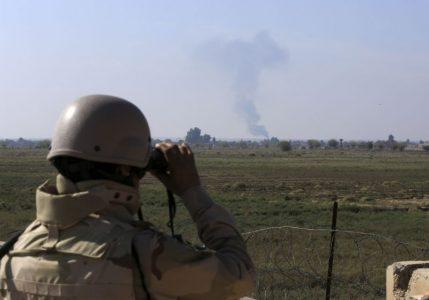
{"left": 1, "top": 131, "right": 428, "bottom": 153}
{"left": 180, "top": 129, "right": 428, "bottom": 153}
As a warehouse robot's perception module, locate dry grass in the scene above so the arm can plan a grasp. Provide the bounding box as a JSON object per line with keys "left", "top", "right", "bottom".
{"left": 1, "top": 148, "right": 429, "bottom": 298}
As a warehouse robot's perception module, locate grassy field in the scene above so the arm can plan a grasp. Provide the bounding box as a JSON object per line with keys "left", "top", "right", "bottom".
{"left": 1, "top": 148, "right": 429, "bottom": 298}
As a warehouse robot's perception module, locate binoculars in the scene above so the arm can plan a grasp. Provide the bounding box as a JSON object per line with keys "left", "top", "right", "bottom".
{"left": 146, "top": 147, "right": 168, "bottom": 173}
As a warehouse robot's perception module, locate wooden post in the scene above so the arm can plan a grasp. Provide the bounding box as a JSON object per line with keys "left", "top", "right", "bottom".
{"left": 325, "top": 201, "right": 338, "bottom": 300}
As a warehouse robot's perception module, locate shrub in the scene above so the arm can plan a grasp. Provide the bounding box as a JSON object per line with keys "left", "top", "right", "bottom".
{"left": 328, "top": 139, "right": 339, "bottom": 149}
{"left": 279, "top": 141, "right": 292, "bottom": 152}
{"left": 35, "top": 139, "right": 51, "bottom": 149}
{"left": 307, "top": 139, "right": 321, "bottom": 149}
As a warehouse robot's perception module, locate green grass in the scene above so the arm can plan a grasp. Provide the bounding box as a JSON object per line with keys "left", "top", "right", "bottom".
{"left": 1, "top": 148, "right": 429, "bottom": 298}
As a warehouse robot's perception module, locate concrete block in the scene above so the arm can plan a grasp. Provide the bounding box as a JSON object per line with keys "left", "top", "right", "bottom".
{"left": 387, "top": 261, "right": 429, "bottom": 300}
{"left": 408, "top": 295, "right": 429, "bottom": 300}
{"left": 408, "top": 268, "right": 429, "bottom": 298}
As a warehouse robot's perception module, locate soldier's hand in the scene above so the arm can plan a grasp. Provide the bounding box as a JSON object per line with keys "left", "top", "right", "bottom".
{"left": 150, "top": 142, "right": 201, "bottom": 196}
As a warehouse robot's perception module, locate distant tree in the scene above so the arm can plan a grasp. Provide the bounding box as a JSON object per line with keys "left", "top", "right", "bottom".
{"left": 355, "top": 141, "right": 366, "bottom": 149}
{"left": 238, "top": 140, "right": 248, "bottom": 149}
{"left": 0, "top": 140, "right": 6, "bottom": 148}
{"left": 328, "top": 139, "right": 339, "bottom": 149}
{"left": 398, "top": 143, "right": 407, "bottom": 152}
{"left": 202, "top": 134, "right": 211, "bottom": 144}
{"left": 14, "top": 138, "right": 35, "bottom": 148}
{"left": 219, "top": 141, "right": 230, "bottom": 148}
{"left": 5, "top": 139, "right": 14, "bottom": 148}
{"left": 367, "top": 141, "right": 374, "bottom": 150}
{"left": 388, "top": 134, "right": 395, "bottom": 143}
{"left": 185, "top": 128, "right": 214, "bottom": 145}
{"left": 349, "top": 141, "right": 358, "bottom": 149}
{"left": 246, "top": 141, "right": 255, "bottom": 148}
{"left": 35, "top": 139, "right": 51, "bottom": 149}
{"left": 423, "top": 145, "right": 429, "bottom": 152}
{"left": 339, "top": 139, "right": 343, "bottom": 148}
{"left": 185, "top": 127, "right": 202, "bottom": 144}
{"left": 375, "top": 141, "right": 385, "bottom": 150}
{"left": 308, "top": 139, "right": 321, "bottom": 149}
{"left": 270, "top": 137, "right": 280, "bottom": 146}
{"left": 261, "top": 139, "right": 270, "bottom": 148}
{"left": 279, "top": 141, "right": 292, "bottom": 152}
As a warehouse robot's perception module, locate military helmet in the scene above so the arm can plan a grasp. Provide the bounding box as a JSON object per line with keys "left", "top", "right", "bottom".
{"left": 47, "top": 95, "right": 151, "bottom": 168}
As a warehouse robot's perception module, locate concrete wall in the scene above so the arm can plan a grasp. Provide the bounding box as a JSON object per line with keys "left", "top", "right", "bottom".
{"left": 387, "top": 261, "right": 429, "bottom": 300}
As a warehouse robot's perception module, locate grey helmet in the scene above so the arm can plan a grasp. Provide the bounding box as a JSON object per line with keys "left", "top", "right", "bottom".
{"left": 47, "top": 95, "right": 151, "bottom": 168}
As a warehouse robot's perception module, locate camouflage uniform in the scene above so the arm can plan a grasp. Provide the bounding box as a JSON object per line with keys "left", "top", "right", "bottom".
{"left": 0, "top": 175, "right": 255, "bottom": 299}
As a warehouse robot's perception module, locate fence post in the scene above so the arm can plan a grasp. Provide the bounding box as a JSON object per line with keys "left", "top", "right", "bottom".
{"left": 325, "top": 201, "right": 338, "bottom": 300}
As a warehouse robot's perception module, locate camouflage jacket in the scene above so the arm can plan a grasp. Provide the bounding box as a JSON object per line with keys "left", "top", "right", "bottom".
{"left": 0, "top": 175, "right": 255, "bottom": 299}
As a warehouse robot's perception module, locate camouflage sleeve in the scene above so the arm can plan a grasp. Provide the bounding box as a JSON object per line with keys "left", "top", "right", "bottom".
{"left": 134, "top": 186, "right": 255, "bottom": 300}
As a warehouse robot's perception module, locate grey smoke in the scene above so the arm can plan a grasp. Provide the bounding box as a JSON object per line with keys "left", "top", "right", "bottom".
{"left": 196, "top": 31, "right": 287, "bottom": 138}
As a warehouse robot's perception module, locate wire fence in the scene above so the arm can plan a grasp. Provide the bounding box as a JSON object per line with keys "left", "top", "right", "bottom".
{"left": 169, "top": 197, "right": 429, "bottom": 299}
{"left": 243, "top": 223, "right": 429, "bottom": 299}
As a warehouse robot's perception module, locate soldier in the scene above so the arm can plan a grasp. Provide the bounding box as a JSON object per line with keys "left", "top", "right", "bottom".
{"left": 0, "top": 95, "right": 255, "bottom": 299}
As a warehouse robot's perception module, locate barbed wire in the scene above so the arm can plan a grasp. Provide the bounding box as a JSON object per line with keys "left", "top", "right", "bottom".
{"left": 242, "top": 225, "right": 429, "bottom": 250}
{"left": 243, "top": 224, "right": 429, "bottom": 299}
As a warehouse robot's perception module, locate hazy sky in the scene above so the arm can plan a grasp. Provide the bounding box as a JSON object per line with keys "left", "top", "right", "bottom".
{"left": 1, "top": 0, "right": 428, "bottom": 140}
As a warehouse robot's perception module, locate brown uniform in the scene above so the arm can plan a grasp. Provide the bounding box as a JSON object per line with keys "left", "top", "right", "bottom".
{"left": 0, "top": 175, "right": 255, "bottom": 299}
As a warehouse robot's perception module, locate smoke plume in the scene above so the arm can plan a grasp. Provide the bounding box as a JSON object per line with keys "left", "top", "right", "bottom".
{"left": 196, "top": 31, "right": 286, "bottom": 138}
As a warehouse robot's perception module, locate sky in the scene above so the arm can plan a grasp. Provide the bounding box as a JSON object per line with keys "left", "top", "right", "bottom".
{"left": 1, "top": 0, "right": 428, "bottom": 141}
